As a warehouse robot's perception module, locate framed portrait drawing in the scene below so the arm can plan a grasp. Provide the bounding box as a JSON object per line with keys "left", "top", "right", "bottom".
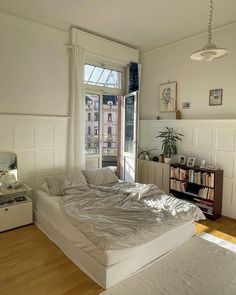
{"left": 160, "top": 81, "right": 177, "bottom": 112}
{"left": 209, "top": 89, "right": 223, "bottom": 106}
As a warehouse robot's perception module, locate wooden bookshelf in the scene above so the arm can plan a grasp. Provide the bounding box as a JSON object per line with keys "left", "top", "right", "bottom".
{"left": 169, "top": 163, "right": 223, "bottom": 220}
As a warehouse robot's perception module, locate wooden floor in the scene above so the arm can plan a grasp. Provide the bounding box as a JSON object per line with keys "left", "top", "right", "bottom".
{"left": 1, "top": 217, "right": 236, "bottom": 295}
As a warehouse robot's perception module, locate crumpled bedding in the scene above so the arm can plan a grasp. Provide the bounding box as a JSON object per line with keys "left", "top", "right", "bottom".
{"left": 60, "top": 182, "right": 205, "bottom": 250}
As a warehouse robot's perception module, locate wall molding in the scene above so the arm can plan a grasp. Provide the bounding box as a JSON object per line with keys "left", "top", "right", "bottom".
{"left": 0, "top": 113, "right": 71, "bottom": 119}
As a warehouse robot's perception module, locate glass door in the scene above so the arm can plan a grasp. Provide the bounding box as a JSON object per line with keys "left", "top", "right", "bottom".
{"left": 85, "top": 93, "right": 102, "bottom": 168}
{"left": 85, "top": 93, "right": 122, "bottom": 171}
{"left": 122, "top": 92, "right": 138, "bottom": 182}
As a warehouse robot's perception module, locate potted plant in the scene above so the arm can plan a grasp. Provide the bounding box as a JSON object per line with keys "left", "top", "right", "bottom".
{"left": 137, "top": 147, "right": 158, "bottom": 161}
{"left": 156, "top": 127, "right": 184, "bottom": 163}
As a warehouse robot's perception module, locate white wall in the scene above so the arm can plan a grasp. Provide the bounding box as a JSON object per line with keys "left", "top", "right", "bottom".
{"left": 0, "top": 11, "right": 69, "bottom": 190}
{"left": 139, "top": 119, "right": 236, "bottom": 219}
{"left": 0, "top": 11, "right": 69, "bottom": 116}
{"left": 140, "top": 23, "right": 236, "bottom": 120}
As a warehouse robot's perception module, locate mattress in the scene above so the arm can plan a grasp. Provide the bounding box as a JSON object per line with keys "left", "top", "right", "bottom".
{"left": 34, "top": 189, "right": 195, "bottom": 288}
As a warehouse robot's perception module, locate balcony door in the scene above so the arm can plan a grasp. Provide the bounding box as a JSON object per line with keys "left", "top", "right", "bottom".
{"left": 122, "top": 92, "right": 138, "bottom": 182}
{"left": 85, "top": 93, "right": 122, "bottom": 171}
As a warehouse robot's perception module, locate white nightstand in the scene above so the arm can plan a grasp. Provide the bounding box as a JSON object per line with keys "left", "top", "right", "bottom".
{"left": 0, "top": 184, "right": 33, "bottom": 232}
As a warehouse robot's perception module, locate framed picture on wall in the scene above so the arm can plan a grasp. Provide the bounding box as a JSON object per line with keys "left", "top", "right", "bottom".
{"left": 159, "top": 81, "right": 177, "bottom": 112}
{"left": 209, "top": 89, "right": 223, "bottom": 106}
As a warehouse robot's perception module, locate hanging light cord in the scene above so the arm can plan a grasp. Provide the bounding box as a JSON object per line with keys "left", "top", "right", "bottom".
{"left": 208, "top": 0, "right": 214, "bottom": 43}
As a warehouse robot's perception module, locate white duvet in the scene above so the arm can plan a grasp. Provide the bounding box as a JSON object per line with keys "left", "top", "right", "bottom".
{"left": 60, "top": 182, "right": 205, "bottom": 250}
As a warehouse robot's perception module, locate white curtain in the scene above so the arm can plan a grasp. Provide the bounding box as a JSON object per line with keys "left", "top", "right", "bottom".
{"left": 67, "top": 45, "right": 86, "bottom": 172}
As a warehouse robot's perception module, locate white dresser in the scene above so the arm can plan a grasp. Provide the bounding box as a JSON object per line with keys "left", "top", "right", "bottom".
{"left": 0, "top": 184, "right": 33, "bottom": 232}
{"left": 138, "top": 160, "right": 170, "bottom": 193}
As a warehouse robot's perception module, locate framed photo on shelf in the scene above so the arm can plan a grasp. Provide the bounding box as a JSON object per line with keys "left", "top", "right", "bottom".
{"left": 159, "top": 81, "right": 177, "bottom": 112}
{"left": 209, "top": 89, "right": 223, "bottom": 106}
{"left": 178, "top": 156, "right": 186, "bottom": 165}
{"left": 187, "top": 157, "right": 196, "bottom": 167}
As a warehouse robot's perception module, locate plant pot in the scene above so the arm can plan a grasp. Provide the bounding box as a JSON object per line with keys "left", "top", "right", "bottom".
{"left": 164, "top": 157, "right": 171, "bottom": 164}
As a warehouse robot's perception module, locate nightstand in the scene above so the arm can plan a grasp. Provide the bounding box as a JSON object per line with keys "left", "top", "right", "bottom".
{"left": 0, "top": 184, "right": 33, "bottom": 232}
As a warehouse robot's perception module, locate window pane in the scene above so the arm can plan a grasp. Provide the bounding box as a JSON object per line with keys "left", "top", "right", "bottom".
{"left": 89, "top": 67, "right": 103, "bottom": 84}
{"left": 84, "top": 65, "right": 94, "bottom": 82}
{"left": 124, "top": 96, "right": 134, "bottom": 153}
{"left": 102, "top": 95, "right": 118, "bottom": 161}
{"left": 85, "top": 94, "right": 100, "bottom": 155}
{"left": 84, "top": 64, "right": 122, "bottom": 89}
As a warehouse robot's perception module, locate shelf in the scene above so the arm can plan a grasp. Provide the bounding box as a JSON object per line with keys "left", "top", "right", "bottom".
{"left": 170, "top": 189, "right": 214, "bottom": 202}
{"left": 170, "top": 177, "right": 214, "bottom": 188}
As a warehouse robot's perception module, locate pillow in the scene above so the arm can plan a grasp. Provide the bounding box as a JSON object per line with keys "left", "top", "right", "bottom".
{"left": 45, "top": 175, "right": 67, "bottom": 196}
{"left": 82, "top": 167, "right": 118, "bottom": 186}
{"left": 67, "top": 171, "right": 87, "bottom": 185}
{"left": 40, "top": 182, "right": 50, "bottom": 194}
{"left": 45, "top": 171, "right": 88, "bottom": 195}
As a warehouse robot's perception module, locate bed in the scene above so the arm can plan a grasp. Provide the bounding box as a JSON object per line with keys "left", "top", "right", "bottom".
{"left": 34, "top": 169, "right": 205, "bottom": 289}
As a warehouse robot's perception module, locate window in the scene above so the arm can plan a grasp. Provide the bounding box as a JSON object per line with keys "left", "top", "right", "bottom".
{"left": 108, "top": 113, "right": 112, "bottom": 122}
{"left": 94, "top": 127, "right": 98, "bottom": 135}
{"left": 94, "top": 112, "right": 99, "bottom": 121}
{"left": 84, "top": 64, "right": 122, "bottom": 89}
{"left": 108, "top": 126, "right": 112, "bottom": 135}
{"left": 88, "top": 126, "right": 91, "bottom": 135}
{"left": 88, "top": 113, "right": 91, "bottom": 122}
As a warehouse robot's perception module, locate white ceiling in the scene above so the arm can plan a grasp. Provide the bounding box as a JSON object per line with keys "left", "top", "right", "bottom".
{"left": 0, "top": 0, "right": 236, "bottom": 51}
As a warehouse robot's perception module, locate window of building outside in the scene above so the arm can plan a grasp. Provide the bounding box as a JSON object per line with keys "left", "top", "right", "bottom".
{"left": 88, "top": 126, "right": 91, "bottom": 135}
{"left": 94, "top": 127, "right": 98, "bottom": 135}
{"left": 94, "top": 112, "right": 99, "bottom": 121}
{"left": 108, "top": 126, "right": 112, "bottom": 135}
{"left": 88, "top": 112, "right": 91, "bottom": 122}
{"left": 108, "top": 113, "right": 112, "bottom": 122}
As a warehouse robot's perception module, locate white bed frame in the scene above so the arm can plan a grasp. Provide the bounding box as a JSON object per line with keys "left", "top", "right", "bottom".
{"left": 35, "top": 209, "right": 194, "bottom": 289}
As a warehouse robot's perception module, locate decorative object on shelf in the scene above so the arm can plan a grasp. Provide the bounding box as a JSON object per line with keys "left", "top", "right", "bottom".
{"left": 187, "top": 157, "right": 196, "bottom": 167}
{"left": 209, "top": 89, "right": 223, "bottom": 106}
{"left": 160, "top": 81, "right": 177, "bottom": 112}
{"left": 179, "top": 156, "right": 186, "bottom": 165}
{"left": 176, "top": 110, "right": 181, "bottom": 120}
{"left": 159, "top": 154, "right": 164, "bottom": 163}
{"left": 182, "top": 102, "right": 191, "bottom": 109}
{"left": 190, "top": 0, "right": 229, "bottom": 62}
{"left": 200, "top": 160, "right": 206, "bottom": 168}
{"left": 156, "top": 127, "right": 184, "bottom": 163}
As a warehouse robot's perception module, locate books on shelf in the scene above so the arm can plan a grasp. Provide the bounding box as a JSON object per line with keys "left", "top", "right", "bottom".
{"left": 194, "top": 201, "right": 213, "bottom": 214}
{"left": 170, "top": 164, "right": 223, "bottom": 219}
{"left": 170, "top": 167, "right": 215, "bottom": 187}
{"left": 198, "top": 187, "right": 214, "bottom": 200}
{"left": 170, "top": 179, "right": 187, "bottom": 192}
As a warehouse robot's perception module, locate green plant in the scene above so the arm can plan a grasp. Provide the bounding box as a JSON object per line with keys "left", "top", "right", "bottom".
{"left": 137, "top": 147, "right": 158, "bottom": 159}
{"left": 156, "top": 127, "right": 184, "bottom": 158}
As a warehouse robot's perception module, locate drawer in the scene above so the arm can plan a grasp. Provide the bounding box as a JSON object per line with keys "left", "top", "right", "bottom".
{"left": 0, "top": 202, "right": 32, "bottom": 232}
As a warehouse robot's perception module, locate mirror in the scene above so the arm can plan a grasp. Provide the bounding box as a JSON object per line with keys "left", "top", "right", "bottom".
{"left": 0, "top": 151, "right": 18, "bottom": 187}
